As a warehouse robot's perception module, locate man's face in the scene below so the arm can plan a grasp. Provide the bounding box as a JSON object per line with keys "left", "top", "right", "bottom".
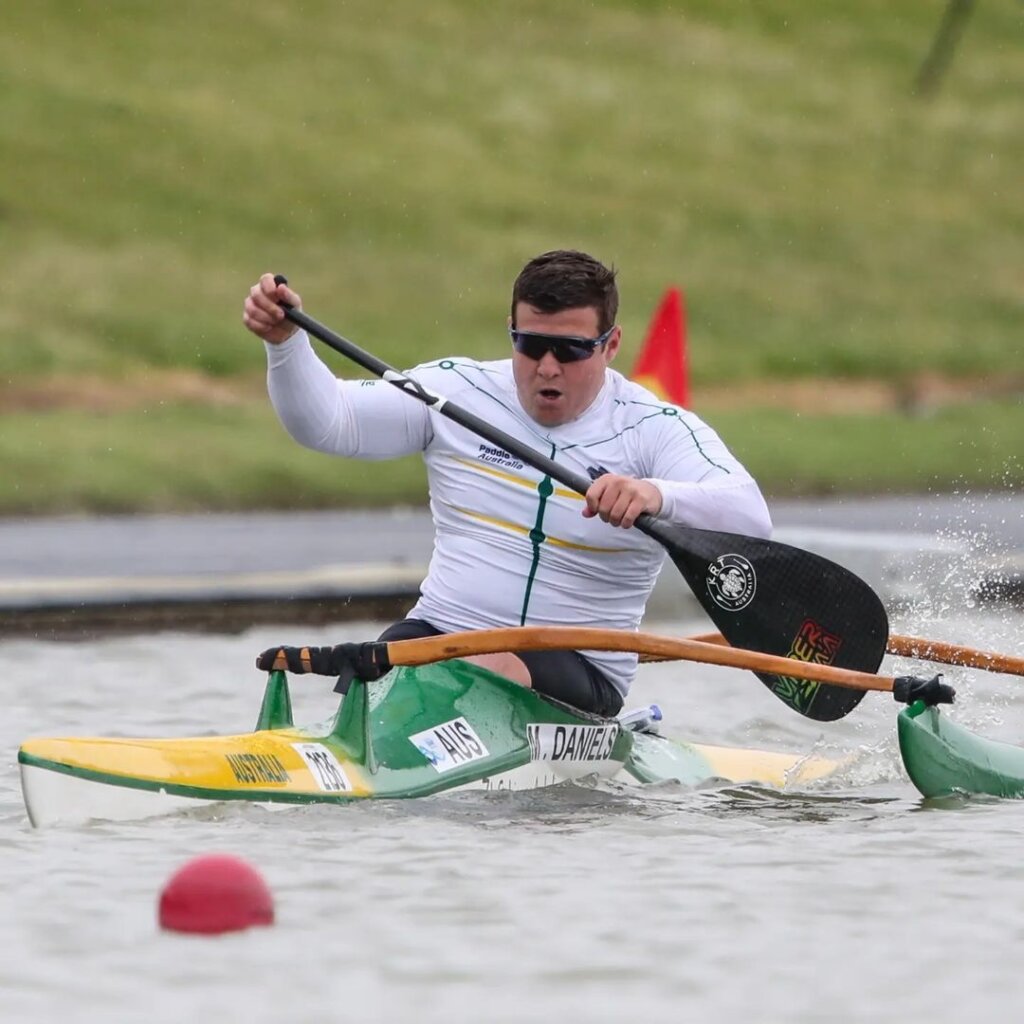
{"left": 510, "top": 303, "right": 620, "bottom": 427}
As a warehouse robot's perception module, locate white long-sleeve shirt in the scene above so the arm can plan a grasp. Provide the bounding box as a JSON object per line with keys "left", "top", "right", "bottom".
{"left": 267, "top": 332, "right": 772, "bottom": 696}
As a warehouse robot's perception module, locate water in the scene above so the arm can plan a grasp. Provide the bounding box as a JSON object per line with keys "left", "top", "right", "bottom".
{"left": 5, "top": 610, "right": 1024, "bottom": 1023}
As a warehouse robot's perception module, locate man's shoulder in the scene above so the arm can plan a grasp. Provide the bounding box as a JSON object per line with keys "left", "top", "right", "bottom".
{"left": 605, "top": 369, "right": 685, "bottom": 418}
{"left": 411, "top": 355, "right": 512, "bottom": 382}
{"left": 596, "top": 371, "right": 718, "bottom": 452}
{"left": 408, "top": 357, "right": 516, "bottom": 410}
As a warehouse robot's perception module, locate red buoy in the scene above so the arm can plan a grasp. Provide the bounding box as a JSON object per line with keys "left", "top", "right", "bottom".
{"left": 158, "top": 854, "right": 274, "bottom": 935}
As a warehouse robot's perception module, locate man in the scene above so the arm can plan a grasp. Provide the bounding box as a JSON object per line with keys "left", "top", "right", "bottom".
{"left": 243, "top": 250, "right": 771, "bottom": 716}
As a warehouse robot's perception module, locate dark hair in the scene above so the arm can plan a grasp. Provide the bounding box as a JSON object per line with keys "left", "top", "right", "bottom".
{"left": 511, "top": 250, "right": 619, "bottom": 332}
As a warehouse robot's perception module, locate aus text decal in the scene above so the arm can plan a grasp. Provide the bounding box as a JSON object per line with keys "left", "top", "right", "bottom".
{"left": 410, "top": 717, "right": 489, "bottom": 774}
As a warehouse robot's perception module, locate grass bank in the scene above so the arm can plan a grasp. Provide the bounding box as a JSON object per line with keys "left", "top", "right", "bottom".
{"left": 2, "top": 1, "right": 1021, "bottom": 512}
{"left": 0, "top": 395, "right": 1019, "bottom": 515}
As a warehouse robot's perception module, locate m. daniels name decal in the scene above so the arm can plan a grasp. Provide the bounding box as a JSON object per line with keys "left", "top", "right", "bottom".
{"left": 526, "top": 723, "right": 618, "bottom": 763}
{"left": 410, "top": 717, "right": 489, "bottom": 774}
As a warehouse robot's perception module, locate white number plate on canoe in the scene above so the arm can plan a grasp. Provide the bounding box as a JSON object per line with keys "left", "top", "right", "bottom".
{"left": 291, "top": 742, "right": 352, "bottom": 792}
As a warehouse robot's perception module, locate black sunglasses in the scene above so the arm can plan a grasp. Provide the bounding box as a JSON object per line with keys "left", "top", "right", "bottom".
{"left": 508, "top": 325, "right": 616, "bottom": 364}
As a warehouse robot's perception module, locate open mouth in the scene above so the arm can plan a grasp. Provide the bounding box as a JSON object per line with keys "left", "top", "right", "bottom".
{"left": 538, "top": 388, "right": 562, "bottom": 401}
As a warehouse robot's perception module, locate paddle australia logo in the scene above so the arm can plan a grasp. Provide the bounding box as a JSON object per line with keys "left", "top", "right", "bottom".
{"left": 476, "top": 443, "right": 524, "bottom": 471}
{"left": 291, "top": 742, "right": 353, "bottom": 793}
{"left": 526, "top": 723, "right": 618, "bottom": 763}
{"left": 706, "top": 553, "right": 757, "bottom": 611}
{"left": 410, "top": 717, "right": 489, "bottom": 774}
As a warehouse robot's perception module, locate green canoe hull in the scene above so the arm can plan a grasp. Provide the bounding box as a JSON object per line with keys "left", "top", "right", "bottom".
{"left": 898, "top": 700, "right": 1024, "bottom": 799}
{"left": 20, "top": 660, "right": 839, "bottom": 826}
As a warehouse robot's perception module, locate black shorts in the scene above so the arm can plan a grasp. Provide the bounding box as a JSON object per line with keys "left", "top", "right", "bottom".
{"left": 378, "top": 618, "right": 624, "bottom": 718}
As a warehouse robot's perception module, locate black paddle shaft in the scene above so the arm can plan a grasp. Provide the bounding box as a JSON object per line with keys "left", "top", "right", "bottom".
{"left": 271, "top": 276, "right": 889, "bottom": 721}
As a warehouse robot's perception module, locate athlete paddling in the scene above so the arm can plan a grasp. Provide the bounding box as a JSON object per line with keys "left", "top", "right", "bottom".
{"left": 243, "top": 250, "right": 771, "bottom": 714}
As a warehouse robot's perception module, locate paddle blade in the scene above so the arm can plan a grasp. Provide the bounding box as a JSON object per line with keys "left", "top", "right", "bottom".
{"left": 652, "top": 523, "right": 889, "bottom": 720}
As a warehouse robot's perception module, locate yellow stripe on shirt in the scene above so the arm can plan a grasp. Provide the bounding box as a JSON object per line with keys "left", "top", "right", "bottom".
{"left": 451, "top": 457, "right": 582, "bottom": 501}
{"left": 443, "top": 503, "right": 631, "bottom": 553}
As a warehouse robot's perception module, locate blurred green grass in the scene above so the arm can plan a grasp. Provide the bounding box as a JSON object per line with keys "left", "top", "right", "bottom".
{"left": 0, "top": 403, "right": 429, "bottom": 514}
{"left": 1, "top": 397, "right": 1019, "bottom": 514}
{"left": 1, "top": 1, "right": 1021, "bottom": 512}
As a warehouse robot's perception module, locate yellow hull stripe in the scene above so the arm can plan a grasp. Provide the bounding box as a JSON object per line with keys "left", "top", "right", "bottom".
{"left": 693, "top": 743, "right": 842, "bottom": 786}
{"left": 20, "top": 733, "right": 371, "bottom": 797}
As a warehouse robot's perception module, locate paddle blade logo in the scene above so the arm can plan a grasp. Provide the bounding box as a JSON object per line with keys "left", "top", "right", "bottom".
{"left": 706, "top": 554, "right": 757, "bottom": 611}
{"left": 770, "top": 619, "right": 844, "bottom": 714}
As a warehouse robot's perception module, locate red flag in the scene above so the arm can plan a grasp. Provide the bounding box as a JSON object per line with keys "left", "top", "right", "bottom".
{"left": 629, "top": 287, "right": 688, "bottom": 407}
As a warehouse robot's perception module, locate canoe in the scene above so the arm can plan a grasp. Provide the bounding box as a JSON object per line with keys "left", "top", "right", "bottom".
{"left": 898, "top": 698, "right": 1024, "bottom": 800}
{"left": 19, "top": 659, "right": 840, "bottom": 827}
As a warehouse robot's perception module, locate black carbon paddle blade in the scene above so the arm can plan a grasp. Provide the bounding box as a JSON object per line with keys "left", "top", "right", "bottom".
{"left": 649, "top": 522, "right": 889, "bottom": 721}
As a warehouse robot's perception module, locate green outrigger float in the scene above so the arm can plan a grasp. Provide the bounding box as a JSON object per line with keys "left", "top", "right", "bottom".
{"left": 898, "top": 700, "right": 1024, "bottom": 800}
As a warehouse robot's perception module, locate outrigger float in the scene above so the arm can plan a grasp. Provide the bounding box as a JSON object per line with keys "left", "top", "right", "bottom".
{"left": 898, "top": 701, "right": 1024, "bottom": 800}
{"left": 19, "top": 659, "right": 843, "bottom": 828}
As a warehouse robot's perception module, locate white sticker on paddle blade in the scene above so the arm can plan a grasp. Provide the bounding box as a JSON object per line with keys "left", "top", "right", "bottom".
{"left": 292, "top": 742, "right": 352, "bottom": 792}
{"left": 706, "top": 553, "right": 757, "bottom": 611}
{"left": 409, "top": 717, "right": 489, "bottom": 773}
{"left": 526, "top": 723, "right": 619, "bottom": 763}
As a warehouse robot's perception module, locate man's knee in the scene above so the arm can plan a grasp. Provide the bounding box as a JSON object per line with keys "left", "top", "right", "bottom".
{"left": 462, "top": 652, "right": 532, "bottom": 686}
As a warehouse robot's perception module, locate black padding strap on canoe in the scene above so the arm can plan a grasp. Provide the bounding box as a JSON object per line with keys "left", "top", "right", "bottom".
{"left": 892, "top": 674, "right": 955, "bottom": 706}
{"left": 256, "top": 642, "right": 391, "bottom": 690}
